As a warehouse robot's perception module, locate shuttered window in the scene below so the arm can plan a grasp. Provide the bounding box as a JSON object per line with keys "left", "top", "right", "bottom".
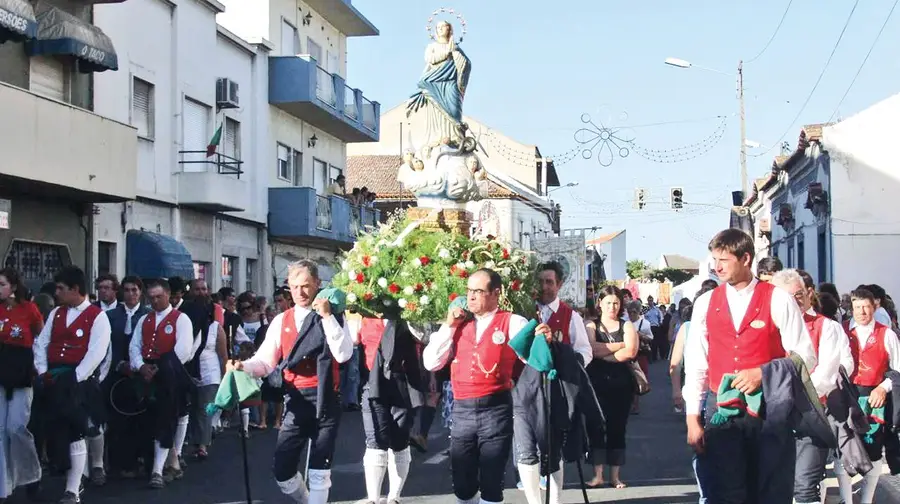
{"left": 281, "top": 20, "right": 299, "bottom": 56}
{"left": 182, "top": 98, "right": 209, "bottom": 171}
{"left": 223, "top": 118, "right": 240, "bottom": 161}
{"left": 313, "top": 158, "right": 327, "bottom": 194}
{"left": 292, "top": 150, "right": 304, "bottom": 186}
{"left": 29, "top": 56, "right": 66, "bottom": 101}
{"left": 132, "top": 78, "right": 153, "bottom": 138}
{"left": 307, "top": 38, "right": 322, "bottom": 62}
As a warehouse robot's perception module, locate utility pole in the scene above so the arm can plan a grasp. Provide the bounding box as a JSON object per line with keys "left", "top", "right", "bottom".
{"left": 738, "top": 59, "right": 748, "bottom": 198}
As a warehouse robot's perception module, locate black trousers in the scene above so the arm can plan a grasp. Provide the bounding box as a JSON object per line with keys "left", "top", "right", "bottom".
{"left": 450, "top": 391, "right": 513, "bottom": 503}
{"left": 589, "top": 364, "right": 634, "bottom": 467}
{"left": 793, "top": 436, "right": 829, "bottom": 503}
{"left": 650, "top": 326, "right": 668, "bottom": 361}
{"left": 272, "top": 387, "right": 341, "bottom": 482}
{"left": 361, "top": 384, "right": 411, "bottom": 451}
{"left": 705, "top": 415, "right": 796, "bottom": 504}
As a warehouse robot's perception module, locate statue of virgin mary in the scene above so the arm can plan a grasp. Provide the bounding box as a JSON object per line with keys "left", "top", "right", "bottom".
{"left": 406, "top": 20, "right": 472, "bottom": 151}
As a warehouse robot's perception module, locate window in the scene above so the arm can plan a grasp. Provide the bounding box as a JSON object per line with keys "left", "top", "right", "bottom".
{"left": 132, "top": 78, "right": 154, "bottom": 139}
{"left": 221, "top": 256, "right": 236, "bottom": 288}
{"left": 328, "top": 165, "right": 342, "bottom": 184}
{"left": 797, "top": 233, "right": 805, "bottom": 270}
{"left": 313, "top": 158, "right": 328, "bottom": 194}
{"left": 787, "top": 239, "right": 795, "bottom": 268}
{"left": 193, "top": 262, "right": 209, "bottom": 281}
{"left": 182, "top": 98, "right": 210, "bottom": 169}
{"left": 817, "top": 228, "right": 828, "bottom": 283}
{"left": 223, "top": 117, "right": 240, "bottom": 161}
{"left": 277, "top": 144, "right": 291, "bottom": 181}
{"left": 4, "top": 240, "right": 71, "bottom": 293}
{"left": 29, "top": 55, "right": 68, "bottom": 101}
{"left": 277, "top": 143, "right": 304, "bottom": 185}
{"left": 246, "top": 259, "right": 256, "bottom": 292}
{"left": 280, "top": 19, "right": 300, "bottom": 56}
{"left": 307, "top": 37, "right": 322, "bottom": 62}
{"left": 292, "top": 150, "right": 304, "bottom": 187}
{"left": 98, "top": 242, "right": 116, "bottom": 276}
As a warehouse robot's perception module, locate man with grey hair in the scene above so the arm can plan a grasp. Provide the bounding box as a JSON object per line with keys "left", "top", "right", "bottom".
{"left": 229, "top": 260, "right": 353, "bottom": 504}
{"left": 770, "top": 268, "right": 853, "bottom": 504}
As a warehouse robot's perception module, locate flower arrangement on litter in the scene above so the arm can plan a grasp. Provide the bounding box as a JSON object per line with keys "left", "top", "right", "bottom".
{"left": 331, "top": 211, "right": 536, "bottom": 323}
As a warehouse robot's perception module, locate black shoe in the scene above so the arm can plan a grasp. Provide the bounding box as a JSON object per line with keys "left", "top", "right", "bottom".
{"left": 26, "top": 481, "right": 41, "bottom": 500}
{"left": 58, "top": 491, "right": 80, "bottom": 504}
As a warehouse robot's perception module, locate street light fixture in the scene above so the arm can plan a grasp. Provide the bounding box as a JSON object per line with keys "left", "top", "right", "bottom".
{"left": 665, "top": 57, "right": 748, "bottom": 197}
{"left": 548, "top": 182, "right": 578, "bottom": 194}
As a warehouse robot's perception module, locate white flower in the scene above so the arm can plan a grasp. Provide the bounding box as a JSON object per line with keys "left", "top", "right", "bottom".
{"left": 501, "top": 267, "right": 511, "bottom": 276}
{"left": 347, "top": 270, "right": 356, "bottom": 281}
{"left": 419, "top": 295, "right": 430, "bottom": 305}
{"left": 484, "top": 260, "right": 496, "bottom": 269}
{"left": 438, "top": 248, "right": 450, "bottom": 259}
{"left": 404, "top": 286, "right": 415, "bottom": 296}
{"left": 347, "top": 293, "right": 357, "bottom": 303}
{"left": 371, "top": 256, "right": 379, "bottom": 263}
{"left": 400, "top": 271, "right": 411, "bottom": 277}
{"left": 377, "top": 240, "right": 388, "bottom": 248}
{"left": 377, "top": 278, "right": 388, "bottom": 288}
{"left": 341, "top": 260, "right": 348, "bottom": 269}
{"left": 455, "top": 262, "right": 466, "bottom": 270}
{"left": 465, "top": 260, "right": 475, "bottom": 270}
{"left": 383, "top": 299, "right": 393, "bottom": 306}
{"left": 398, "top": 298, "right": 408, "bottom": 308}
{"left": 413, "top": 258, "right": 422, "bottom": 267}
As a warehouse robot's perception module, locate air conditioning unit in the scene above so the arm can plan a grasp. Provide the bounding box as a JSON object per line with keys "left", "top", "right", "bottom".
{"left": 216, "top": 78, "right": 239, "bottom": 109}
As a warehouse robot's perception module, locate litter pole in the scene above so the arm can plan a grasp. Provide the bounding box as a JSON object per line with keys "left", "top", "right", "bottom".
{"left": 574, "top": 456, "right": 590, "bottom": 504}
{"left": 543, "top": 372, "right": 551, "bottom": 504}
{"left": 239, "top": 422, "right": 253, "bottom": 504}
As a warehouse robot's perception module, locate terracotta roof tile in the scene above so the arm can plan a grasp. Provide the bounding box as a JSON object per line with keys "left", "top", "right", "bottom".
{"left": 586, "top": 230, "right": 624, "bottom": 246}
{"left": 346, "top": 155, "right": 516, "bottom": 200}
{"left": 801, "top": 123, "right": 832, "bottom": 142}
{"left": 775, "top": 155, "right": 789, "bottom": 166}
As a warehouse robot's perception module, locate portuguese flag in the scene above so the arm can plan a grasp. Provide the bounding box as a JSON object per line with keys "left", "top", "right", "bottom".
{"left": 207, "top": 122, "right": 223, "bottom": 157}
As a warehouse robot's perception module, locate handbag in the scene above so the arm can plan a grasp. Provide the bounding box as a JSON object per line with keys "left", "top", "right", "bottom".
{"left": 597, "top": 320, "right": 651, "bottom": 396}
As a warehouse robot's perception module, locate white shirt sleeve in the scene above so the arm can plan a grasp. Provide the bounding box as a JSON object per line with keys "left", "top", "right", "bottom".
{"left": 836, "top": 321, "right": 855, "bottom": 378}
{"left": 129, "top": 314, "right": 148, "bottom": 371}
{"left": 569, "top": 311, "right": 593, "bottom": 366}
{"left": 508, "top": 315, "right": 529, "bottom": 342}
{"left": 33, "top": 307, "right": 59, "bottom": 376}
{"left": 76, "top": 311, "right": 111, "bottom": 382}
{"left": 423, "top": 325, "right": 454, "bottom": 372}
{"left": 682, "top": 291, "right": 711, "bottom": 416}
{"left": 809, "top": 318, "right": 846, "bottom": 397}
{"left": 174, "top": 313, "right": 194, "bottom": 364}
{"left": 242, "top": 313, "right": 284, "bottom": 378}
{"left": 769, "top": 287, "right": 817, "bottom": 371}
{"left": 879, "top": 327, "right": 900, "bottom": 391}
{"left": 323, "top": 314, "right": 353, "bottom": 364}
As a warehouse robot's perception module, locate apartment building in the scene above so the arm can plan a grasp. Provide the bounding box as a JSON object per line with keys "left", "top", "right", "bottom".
{"left": 0, "top": 0, "right": 136, "bottom": 292}
{"left": 93, "top": 0, "right": 273, "bottom": 294}
{"left": 217, "top": 0, "right": 380, "bottom": 285}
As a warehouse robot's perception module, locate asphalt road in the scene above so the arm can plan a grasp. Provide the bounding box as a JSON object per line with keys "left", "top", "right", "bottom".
{"left": 9, "top": 362, "right": 900, "bottom": 503}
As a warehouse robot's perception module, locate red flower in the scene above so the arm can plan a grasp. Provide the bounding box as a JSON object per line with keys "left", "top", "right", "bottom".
{"left": 397, "top": 256, "right": 403, "bottom": 264}
{"left": 419, "top": 256, "right": 430, "bottom": 266}
{"left": 449, "top": 293, "right": 459, "bottom": 301}
{"left": 362, "top": 255, "right": 372, "bottom": 267}
{"left": 415, "top": 283, "right": 424, "bottom": 292}
{"left": 388, "top": 283, "right": 400, "bottom": 294}
{"left": 502, "top": 249, "right": 510, "bottom": 260}
{"left": 363, "top": 292, "right": 374, "bottom": 301}
{"left": 355, "top": 273, "right": 365, "bottom": 284}
{"left": 406, "top": 302, "right": 418, "bottom": 312}
{"left": 462, "top": 251, "right": 469, "bottom": 260}
{"left": 510, "top": 280, "right": 521, "bottom": 291}
{"left": 450, "top": 264, "right": 458, "bottom": 275}
{"left": 459, "top": 270, "right": 468, "bottom": 278}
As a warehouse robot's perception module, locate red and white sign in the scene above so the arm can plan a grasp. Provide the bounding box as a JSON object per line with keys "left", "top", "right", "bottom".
{"left": 0, "top": 211, "right": 8, "bottom": 230}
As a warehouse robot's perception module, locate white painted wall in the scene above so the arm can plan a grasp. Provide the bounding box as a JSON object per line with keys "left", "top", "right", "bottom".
{"left": 593, "top": 232, "right": 627, "bottom": 281}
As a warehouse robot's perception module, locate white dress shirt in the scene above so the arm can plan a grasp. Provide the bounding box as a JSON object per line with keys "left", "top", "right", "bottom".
{"left": 241, "top": 307, "right": 352, "bottom": 378}
{"left": 806, "top": 309, "right": 855, "bottom": 397}
{"left": 128, "top": 306, "right": 194, "bottom": 370}
{"left": 100, "top": 300, "right": 118, "bottom": 311}
{"left": 423, "top": 310, "right": 529, "bottom": 372}
{"left": 851, "top": 320, "right": 900, "bottom": 391}
{"left": 538, "top": 298, "right": 593, "bottom": 366}
{"left": 123, "top": 303, "right": 141, "bottom": 336}
{"left": 683, "top": 279, "right": 817, "bottom": 415}
{"left": 34, "top": 300, "right": 112, "bottom": 383}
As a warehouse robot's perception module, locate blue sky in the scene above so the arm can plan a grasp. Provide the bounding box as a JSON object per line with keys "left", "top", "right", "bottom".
{"left": 347, "top": 0, "right": 899, "bottom": 264}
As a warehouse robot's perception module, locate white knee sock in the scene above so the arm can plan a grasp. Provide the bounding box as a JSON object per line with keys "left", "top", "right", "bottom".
{"left": 307, "top": 469, "right": 331, "bottom": 504}
{"left": 363, "top": 448, "right": 388, "bottom": 502}
{"left": 517, "top": 463, "right": 542, "bottom": 504}
{"left": 88, "top": 433, "right": 105, "bottom": 469}
{"left": 548, "top": 466, "right": 564, "bottom": 504}
{"left": 860, "top": 458, "right": 883, "bottom": 504}
{"left": 67, "top": 440, "right": 87, "bottom": 495}
{"left": 153, "top": 441, "right": 169, "bottom": 476}
{"left": 387, "top": 447, "right": 411, "bottom": 500}
{"left": 241, "top": 408, "right": 250, "bottom": 432}
{"left": 277, "top": 471, "right": 309, "bottom": 503}
{"left": 173, "top": 415, "right": 189, "bottom": 465}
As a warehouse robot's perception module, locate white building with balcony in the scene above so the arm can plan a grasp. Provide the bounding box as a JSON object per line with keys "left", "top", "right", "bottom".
{"left": 92, "top": 0, "right": 273, "bottom": 294}
{"left": 216, "top": 0, "right": 380, "bottom": 286}
{"left": 0, "top": 0, "right": 136, "bottom": 292}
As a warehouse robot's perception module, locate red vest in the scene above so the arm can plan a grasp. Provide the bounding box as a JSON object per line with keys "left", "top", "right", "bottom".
{"left": 543, "top": 301, "right": 572, "bottom": 345}
{"left": 707, "top": 282, "right": 786, "bottom": 392}
{"left": 804, "top": 311, "right": 827, "bottom": 372}
{"left": 47, "top": 305, "right": 103, "bottom": 366}
{"left": 846, "top": 322, "right": 890, "bottom": 387}
{"left": 450, "top": 311, "right": 518, "bottom": 400}
{"left": 359, "top": 318, "right": 385, "bottom": 371}
{"left": 141, "top": 309, "right": 182, "bottom": 360}
{"left": 279, "top": 308, "right": 340, "bottom": 391}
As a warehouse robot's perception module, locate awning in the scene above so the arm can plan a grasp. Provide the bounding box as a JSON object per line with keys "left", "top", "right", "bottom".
{"left": 0, "top": 0, "right": 37, "bottom": 42}
{"left": 27, "top": 7, "right": 117, "bottom": 73}
{"left": 126, "top": 230, "right": 194, "bottom": 280}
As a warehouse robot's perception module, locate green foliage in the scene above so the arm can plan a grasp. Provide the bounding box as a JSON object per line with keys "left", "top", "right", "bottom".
{"left": 647, "top": 267, "right": 694, "bottom": 285}
{"left": 331, "top": 211, "right": 537, "bottom": 322}
{"left": 626, "top": 259, "right": 652, "bottom": 279}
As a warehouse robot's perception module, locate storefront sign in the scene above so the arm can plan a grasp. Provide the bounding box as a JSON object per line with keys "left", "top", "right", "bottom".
{"left": 0, "top": 199, "right": 10, "bottom": 229}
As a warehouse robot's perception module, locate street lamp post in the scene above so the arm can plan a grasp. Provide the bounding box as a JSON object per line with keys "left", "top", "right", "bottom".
{"left": 548, "top": 182, "right": 578, "bottom": 194}
{"left": 665, "top": 58, "right": 748, "bottom": 197}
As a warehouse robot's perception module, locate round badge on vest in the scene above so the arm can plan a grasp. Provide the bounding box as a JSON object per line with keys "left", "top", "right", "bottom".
{"left": 76, "top": 329, "right": 85, "bottom": 338}
{"left": 10, "top": 325, "right": 21, "bottom": 338}
{"left": 867, "top": 335, "right": 876, "bottom": 347}
{"left": 491, "top": 330, "right": 506, "bottom": 345}
{"left": 749, "top": 320, "right": 766, "bottom": 329}
{"left": 165, "top": 324, "right": 174, "bottom": 335}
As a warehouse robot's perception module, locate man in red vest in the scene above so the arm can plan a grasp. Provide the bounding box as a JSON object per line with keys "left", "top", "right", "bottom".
{"left": 230, "top": 260, "right": 353, "bottom": 504}
{"left": 128, "top": 279, "right": 194, "bottom": 489}
{"left": 34, "top": 266, "right": 112, "bottom": 504}
{"left": 423, "top": 268, "right": 531, "bottom": 504}
{"left": 683, "top": 229, "right": 816, "bottom": 504}
{"left": 771, "top": 269, "right": 853, "bottom": 504}
{"left": 835, "top": 288, "right": 900, "bottom": 504}
{"left": 516, "top": 261, "right": 592, "bottom": 504}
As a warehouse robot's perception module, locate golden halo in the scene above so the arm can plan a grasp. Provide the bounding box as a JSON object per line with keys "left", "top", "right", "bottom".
{"left": 425, "top": 7, "right": 467, "bottom": 44}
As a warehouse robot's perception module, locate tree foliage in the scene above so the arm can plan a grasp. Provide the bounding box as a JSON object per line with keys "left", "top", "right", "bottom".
{"left": 626, "top": 259, "right": 652, "bottom": 279}
{"left": 647, "top": 267, "right": 694, "bottom": 286}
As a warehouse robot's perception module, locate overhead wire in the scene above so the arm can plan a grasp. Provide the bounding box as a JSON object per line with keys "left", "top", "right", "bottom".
{"left": 827, "top": 0, "right": 899, "bottom": 122}
{"left": 749, "top": 0, "right": 861, "bottom": 158}
{"left": 744, "top": 0, "right": 795, "bottom": 64}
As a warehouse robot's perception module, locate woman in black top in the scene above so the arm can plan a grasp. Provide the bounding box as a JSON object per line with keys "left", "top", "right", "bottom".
{"left": 584, "top": 285, "right": 639, "bottom": 489}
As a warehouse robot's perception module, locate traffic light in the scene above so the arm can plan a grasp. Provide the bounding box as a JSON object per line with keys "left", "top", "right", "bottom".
{"left": 671, "top": 187, "right": 684, "bottom": 210}
{"left": 633, "top": 188, "right": 647, "bottom": 210}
